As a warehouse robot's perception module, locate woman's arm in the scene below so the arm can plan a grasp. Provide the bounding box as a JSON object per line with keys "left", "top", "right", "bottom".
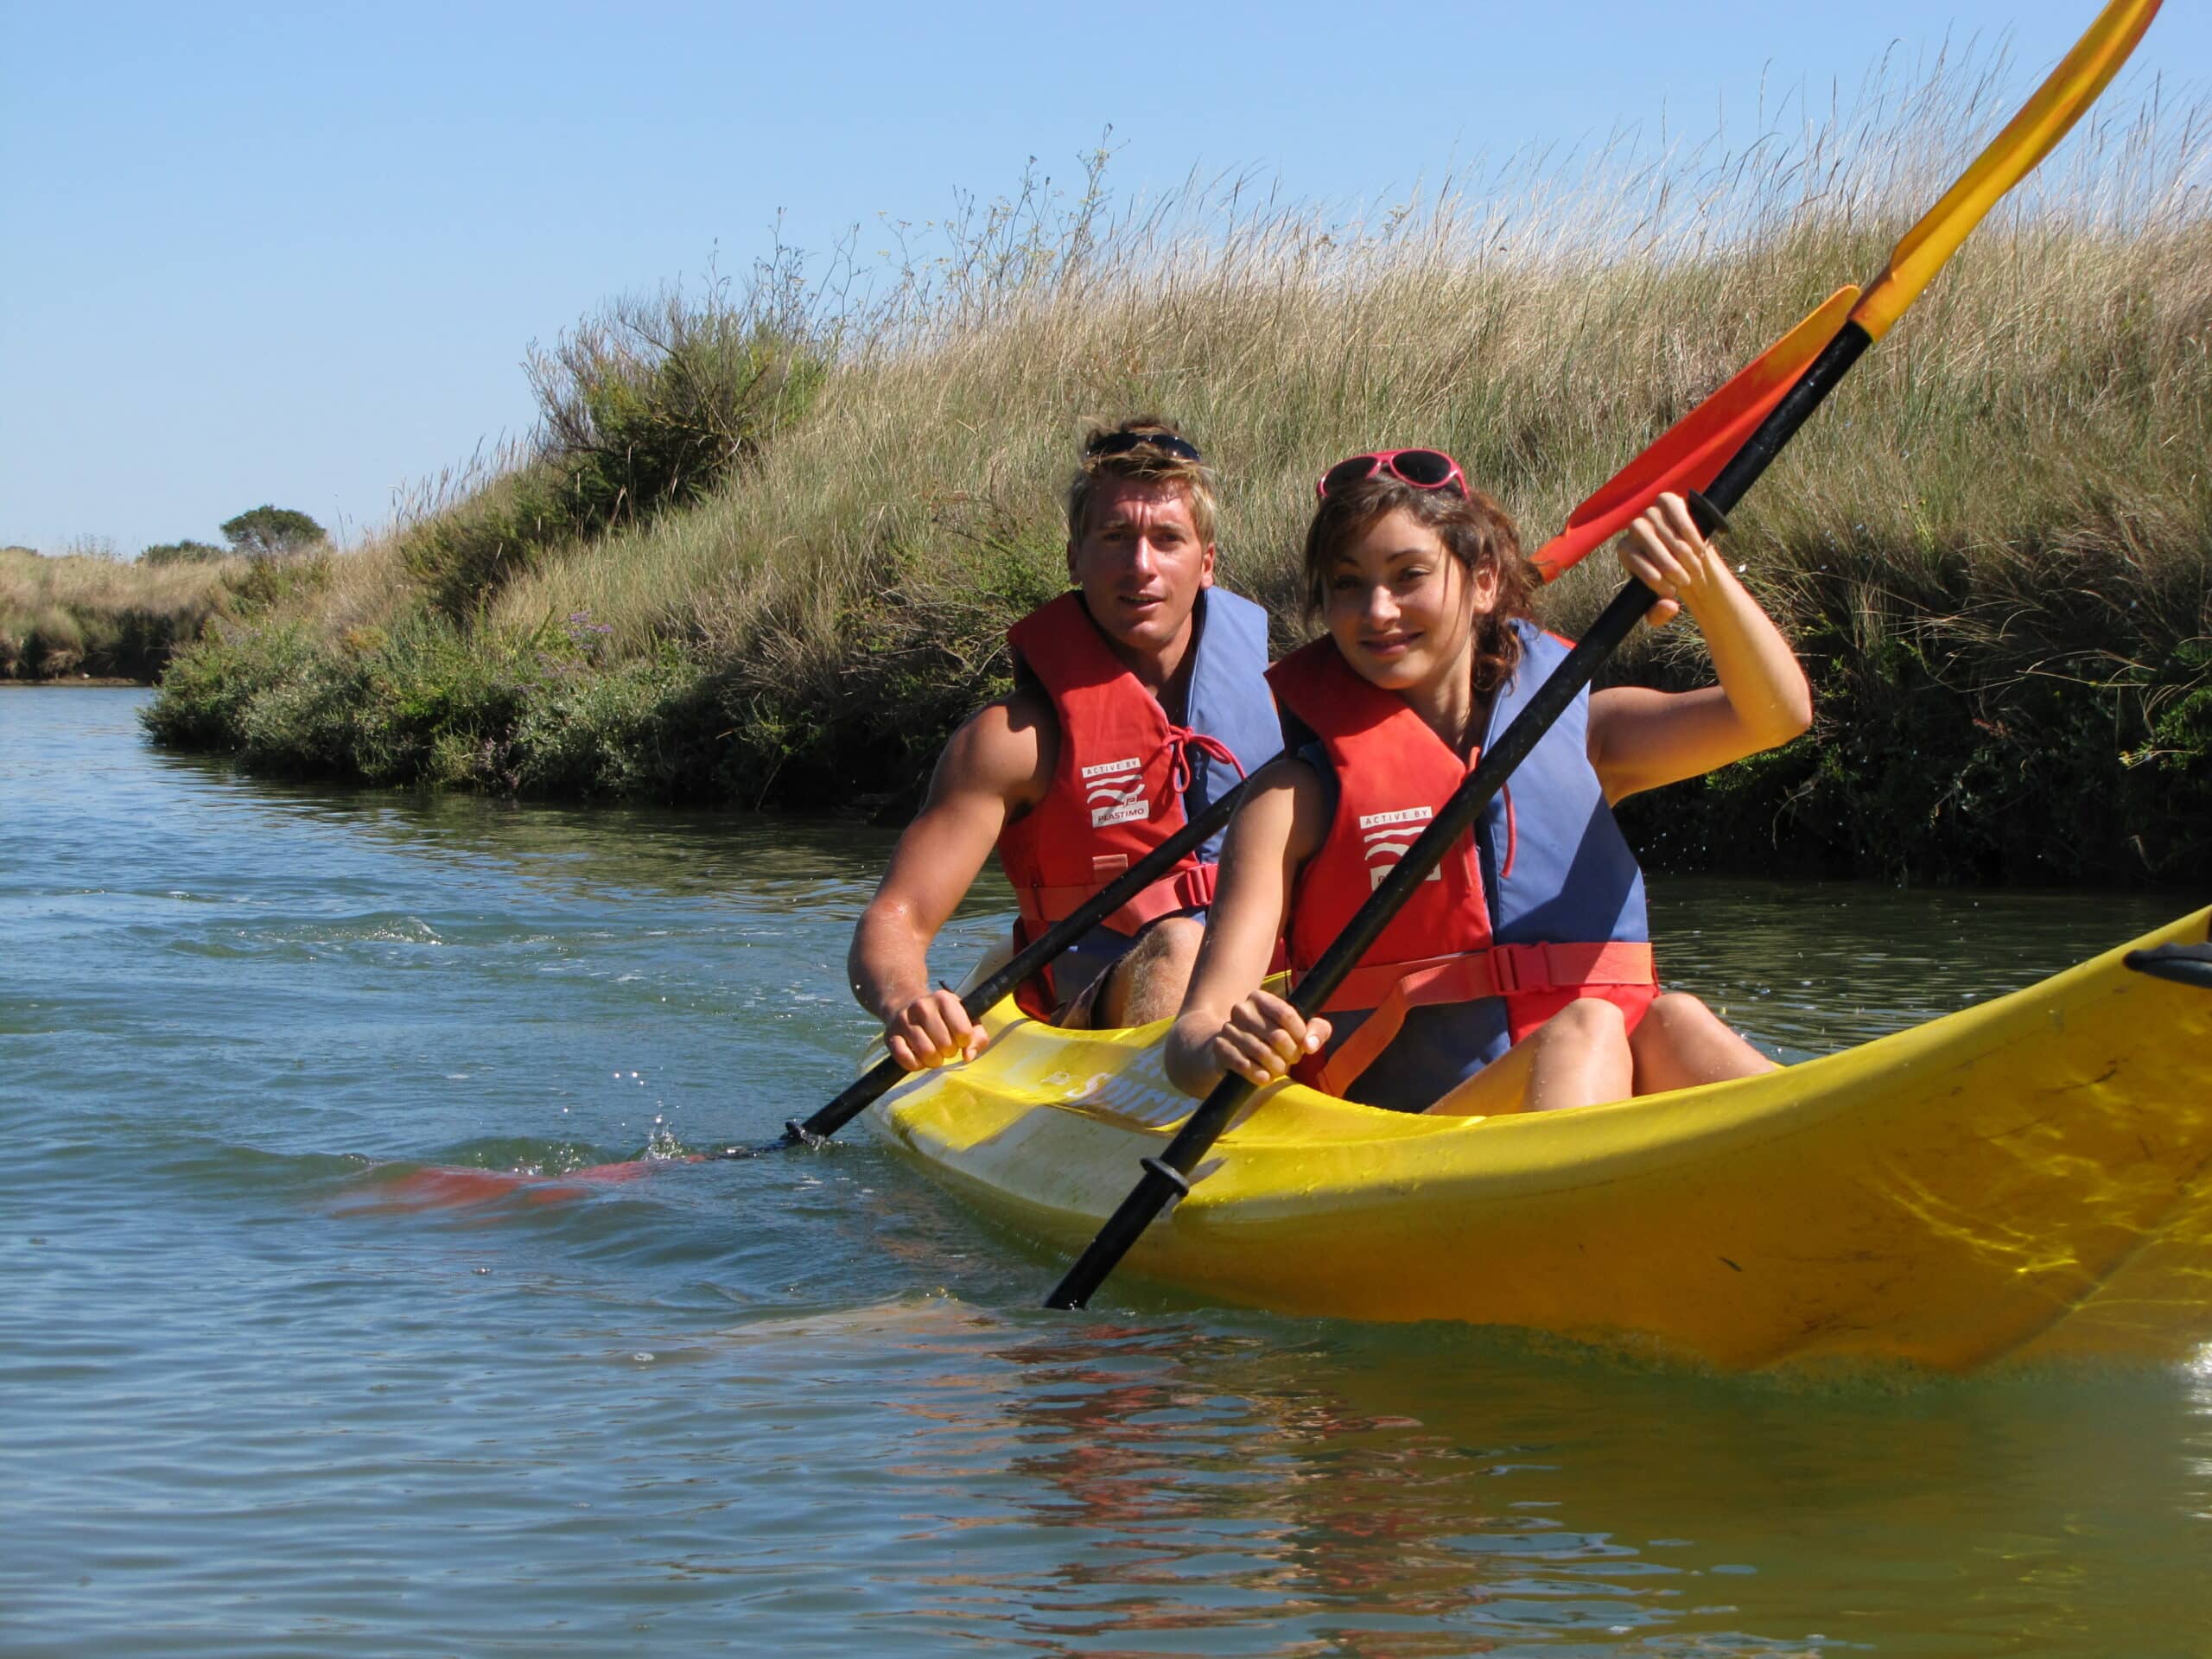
{"left": 1587, "top": 492, "right": 1814, "bottom": 803}
{"left": 1163, "top": 756, "right": 1333, "bottom": 1096}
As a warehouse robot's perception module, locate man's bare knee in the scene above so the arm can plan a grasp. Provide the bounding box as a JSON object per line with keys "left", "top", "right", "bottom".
{"left": 1113, "top": 917, "right": 1205, "bottom": 1025}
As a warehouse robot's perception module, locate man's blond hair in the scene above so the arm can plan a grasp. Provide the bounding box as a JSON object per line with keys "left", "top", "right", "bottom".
{"left": 1065, "top": 416, "right": 1217, "bottom": 547}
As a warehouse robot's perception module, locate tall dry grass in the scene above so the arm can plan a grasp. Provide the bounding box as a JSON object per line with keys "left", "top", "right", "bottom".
{"left": 1, "top": 546, "right": 247, "bottom": 679}
{"left": 149, "top": 44, "right": 2211, "bottom": 878}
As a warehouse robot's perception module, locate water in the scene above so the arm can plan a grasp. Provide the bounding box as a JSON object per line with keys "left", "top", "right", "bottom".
{"left": 3, "top": 687, "right": 2208, "bottom": 1658}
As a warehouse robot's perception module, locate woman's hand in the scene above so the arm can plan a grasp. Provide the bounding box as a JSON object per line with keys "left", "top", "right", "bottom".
{"left": 1158, "top": 756, "right": 1330, "bottom": 1099}
{"left": 1615, "top": 492, "right": 1721, "bottom": 629}
{"left": 1588, "top": 490, "right": 1813, "bottom": 801}
{"left": 1169, "top": 992, "right": 1332, "bottom": 1094}
{"left": 882, "top": 987, "right": 986, "bottom": 1071}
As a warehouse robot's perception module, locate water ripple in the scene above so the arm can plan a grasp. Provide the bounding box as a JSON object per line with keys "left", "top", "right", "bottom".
{"left": 5, "top": 690, "right": 2208, "bottom": 1658}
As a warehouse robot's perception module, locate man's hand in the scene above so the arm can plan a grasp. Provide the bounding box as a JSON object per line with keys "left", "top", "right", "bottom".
{"left": 882, "top": 987, "right": 987, "bottom": 1071}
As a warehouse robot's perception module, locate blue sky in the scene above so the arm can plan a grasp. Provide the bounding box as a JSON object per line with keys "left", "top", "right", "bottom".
{"left": 3, "top": 1, "right": 2202, "bottom": 557}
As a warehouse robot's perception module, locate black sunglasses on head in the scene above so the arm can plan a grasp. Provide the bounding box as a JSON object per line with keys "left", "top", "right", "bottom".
{"left": 1086, "top": 429, "right": 1204, "bottom": 464}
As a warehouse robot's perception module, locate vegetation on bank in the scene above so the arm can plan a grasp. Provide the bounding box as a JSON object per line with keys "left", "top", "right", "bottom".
{"left": 145, "top": 60, "right": 2210, "bottom": 885}
{"left": 3, "top": 508, "right": 332, "bottom": 682}
{"left": 2, "top": 545, "right": 248, "bottom": 680}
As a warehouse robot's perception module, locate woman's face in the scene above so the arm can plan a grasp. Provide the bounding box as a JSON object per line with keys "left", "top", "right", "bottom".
{"left": 1321, "top": 506, "right": 1497, "bottom": 694}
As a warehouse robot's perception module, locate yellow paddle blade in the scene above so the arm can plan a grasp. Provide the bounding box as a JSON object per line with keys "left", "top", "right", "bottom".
{"left": 1853, "top": 0, "right": 2161, "bottom": 340}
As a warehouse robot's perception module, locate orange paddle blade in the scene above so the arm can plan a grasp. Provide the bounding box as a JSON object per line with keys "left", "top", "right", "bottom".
{"left": 1530, "top": 285, "right": 1859, "bottom": 581}
{"left": 1853, "top": 0, "right": 2161, "bottom": 340}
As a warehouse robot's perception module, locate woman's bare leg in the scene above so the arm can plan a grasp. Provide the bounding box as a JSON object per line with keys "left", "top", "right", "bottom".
{"left": 1628, "top": 991, "right": 1777, "bottom": 1095}
{"left": 1427, "top": 996, "right": 1634, "bottom": 1116}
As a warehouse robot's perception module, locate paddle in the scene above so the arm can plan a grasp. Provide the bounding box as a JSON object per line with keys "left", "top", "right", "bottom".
{"left": 1045, "top": 0, "right": 2161, "bottom": 1312}
{"left": 710, "top": 774, "right": 1254, "bottom": 1158}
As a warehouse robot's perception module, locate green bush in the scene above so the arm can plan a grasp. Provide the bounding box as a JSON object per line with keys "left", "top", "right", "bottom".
{"left": 533, "top": 294, "right": 829, "bottom": 534}
{"left": 140, "top": 540, "right": 228, "bottom": 566}
{"left": 226, "top": 552, "right": 334, "bottom": 619}
{"left": 396, "top": 462, "right": 575, "bottom": 625}
{"left": 145, "top": 623, "right": 327, "bottom": 748}
{"left": 149, "top": 611, "right": 728, "bottom": 799}
{"left": 509, "top": 647, "right": 719, "bottom": 798}
{"left": 397, "top": 289, "right": 829, "bottom": 621}
{"left": 220, "top": 506, "right": 327, "bottom": 560}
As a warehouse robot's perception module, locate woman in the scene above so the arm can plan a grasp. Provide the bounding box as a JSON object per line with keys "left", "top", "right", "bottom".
{"left": 1162, "top": 448, "right": 1812, "bottom": 1115}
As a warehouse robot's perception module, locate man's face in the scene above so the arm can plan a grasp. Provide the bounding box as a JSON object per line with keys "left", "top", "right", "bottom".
{"left": 1067, "top": 478, "right": 1217, "bottom": 659}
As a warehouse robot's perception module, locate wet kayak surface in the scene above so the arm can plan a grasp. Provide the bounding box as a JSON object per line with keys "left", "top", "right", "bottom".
{"left": 5, "top": 688, "right": 2208, "bottom": 1657}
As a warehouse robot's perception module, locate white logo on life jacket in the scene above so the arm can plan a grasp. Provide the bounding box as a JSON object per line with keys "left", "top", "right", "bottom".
{"left": 1084, "top": 755, "right": 1149, "bottom": 827}
{"left": 1358, "top": 805, "right": 1442, "bottom": 890}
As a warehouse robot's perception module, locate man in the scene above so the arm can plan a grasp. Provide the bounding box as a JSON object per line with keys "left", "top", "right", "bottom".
{"left": 849, "top": 419, "right": 1281, "bottom": 1071}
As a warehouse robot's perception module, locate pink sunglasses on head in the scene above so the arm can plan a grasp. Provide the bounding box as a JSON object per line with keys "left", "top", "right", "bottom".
{"left": 1315, "top": 448, "right": 1469, "bottom": 501}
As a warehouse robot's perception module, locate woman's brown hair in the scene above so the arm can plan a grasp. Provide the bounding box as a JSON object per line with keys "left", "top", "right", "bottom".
{"left": 1301, "top": 472, "right": 1540, "bottom": 696}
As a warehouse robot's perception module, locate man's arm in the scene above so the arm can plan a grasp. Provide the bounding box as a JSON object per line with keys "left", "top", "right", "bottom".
{"left": 848, "top": 688, "right": 1050, "bottom": 1070}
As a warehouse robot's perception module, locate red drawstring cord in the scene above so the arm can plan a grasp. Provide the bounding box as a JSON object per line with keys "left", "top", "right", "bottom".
{"left": 1165, "top": 727, "right": 1246, "bottom": 798}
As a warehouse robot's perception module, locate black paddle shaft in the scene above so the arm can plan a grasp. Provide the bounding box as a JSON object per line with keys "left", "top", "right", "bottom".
{"left": 1044, "top": 321, "right": 1875, "bottom": 1310}
{"left": 728, "top": 772, "right": 1252, "bottom": 1157}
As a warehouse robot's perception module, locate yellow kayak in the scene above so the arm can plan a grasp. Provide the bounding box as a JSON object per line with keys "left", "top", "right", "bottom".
{"left": 867, "top": 908, "right": 2212, "bottom": 1371}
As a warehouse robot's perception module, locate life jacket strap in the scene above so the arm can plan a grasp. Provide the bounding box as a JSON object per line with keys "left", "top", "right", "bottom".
{"left": 1306, "top": 940, "right": 1656, "bottom": 1098}
{"left": 1014, "top": 860, "right": 1219, "bottom": 939}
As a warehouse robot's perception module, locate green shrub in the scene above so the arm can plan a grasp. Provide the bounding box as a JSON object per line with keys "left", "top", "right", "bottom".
{"left": 220, "top": 506, "right": 327, "bottom": 560}
{"left": 395, "top": 461, "right": 575, "bottom": 624}
{"left": 226, "top": 552, "right": 334, "bottom": 619}
{"left": 146, "top": 624, "right": 327, "bottom": 748}
{"left": 149, "top": 610, "right": 723, "bottom": 798}
{"left": 532, "top": 293, "right": 829, "bottom": 534}
{"left": 140, "top": 540, "right": 228, "bottom": 566}
{"left": 509, "top": 646, "right": 718, "bottom": 798}
{"left": 396, "top": 286, "right": 830, "bottom": 622}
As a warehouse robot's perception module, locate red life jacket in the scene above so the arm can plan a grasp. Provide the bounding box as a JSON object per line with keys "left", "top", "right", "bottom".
{"left": 995, "top": 591, "right": 1253, "bottom": 1010}
{"left": 1268, "top": 637, "right": 1656, "bottom": 1100}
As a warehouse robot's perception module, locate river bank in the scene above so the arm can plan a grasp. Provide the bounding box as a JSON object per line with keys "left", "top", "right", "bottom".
{"left": 142, "top": 71, "right": 2211, "bottom": 885}
{"left": 1, "top": 544, "right": 245, "bottom": 682}
{"left": 0, "top": 675, "right": 143, "bottom": 687}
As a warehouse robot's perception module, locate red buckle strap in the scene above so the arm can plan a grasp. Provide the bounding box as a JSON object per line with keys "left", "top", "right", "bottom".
{"left": 1015, "top": 861, "right": 1220, "bottom": 936}
{"left": 1305, "top": 940, "right": 1656, "bottom": 1097}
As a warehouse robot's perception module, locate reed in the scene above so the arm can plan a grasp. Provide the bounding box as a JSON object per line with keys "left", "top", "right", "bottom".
{"left": 1, "top": 546, "right": 246, "bottom": 680}
{"left": 147, "top": 47, "right": 2212, "bottom": 880}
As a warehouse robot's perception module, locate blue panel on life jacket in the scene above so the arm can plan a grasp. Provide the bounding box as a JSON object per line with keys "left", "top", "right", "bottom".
{"left": 1477, "top": 624, "right": 1649, "bottom": 950}
{"left": 1323, "top": 1001, "right": 1514, "bottom": 1112}
{"left": 1181, "top": 587, "right": 1282, "bottom": 865}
